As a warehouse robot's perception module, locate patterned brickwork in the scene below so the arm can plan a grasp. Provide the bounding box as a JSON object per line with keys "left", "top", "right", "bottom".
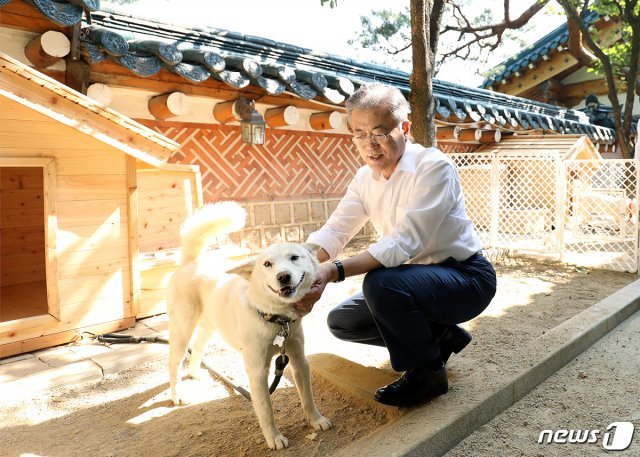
{"left": 438, "top": 142, "right": 480, "bottom": 154}
{"left": 145, "top": 122, "right": 478, "bottom": 251}
{"left": 151, "top": 123, "right": 361, "bottom": 202}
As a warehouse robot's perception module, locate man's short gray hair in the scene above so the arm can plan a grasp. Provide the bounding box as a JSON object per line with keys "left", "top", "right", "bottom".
{"left": 345, "top": 82, "right": 411, "bottom": 124}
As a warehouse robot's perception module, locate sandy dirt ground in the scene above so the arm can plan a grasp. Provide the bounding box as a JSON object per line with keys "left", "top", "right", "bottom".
{"left": 1, "top": 252, "right": 638, "bottom": 457}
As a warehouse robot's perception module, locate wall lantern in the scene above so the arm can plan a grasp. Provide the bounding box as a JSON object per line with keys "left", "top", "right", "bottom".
{"left": 238, "top": 96, "right": 266, "bottom": 145}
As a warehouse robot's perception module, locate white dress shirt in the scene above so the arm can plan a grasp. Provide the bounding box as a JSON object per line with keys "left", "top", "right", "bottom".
{"left": 307, "top": 141, "right": 482, "bottom": 267}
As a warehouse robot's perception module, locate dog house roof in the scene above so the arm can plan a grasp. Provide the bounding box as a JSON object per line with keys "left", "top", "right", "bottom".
{"left": 0, "top": 51, "right": 179, "bottom": 166}
{"left": 6, "top": 0, "right": 615, "bottom": 144}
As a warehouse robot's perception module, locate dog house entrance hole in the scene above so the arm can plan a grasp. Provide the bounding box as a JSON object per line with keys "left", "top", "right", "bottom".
{"left": 1, "top": 166, "right": 49, "bottom": 322}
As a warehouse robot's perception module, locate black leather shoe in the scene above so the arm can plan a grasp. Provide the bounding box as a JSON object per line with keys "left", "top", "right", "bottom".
{"left": 438, "top": 325, "right": 472, "bottom": 365}
{"left": 374, "top": 365, "right": 448, "bottom": 407}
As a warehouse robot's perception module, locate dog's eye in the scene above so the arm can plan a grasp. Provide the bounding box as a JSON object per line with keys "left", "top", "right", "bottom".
{"left": 263, "top": 261, "right": 272, "bottom": 268}
{"left": 290, "top": 255, "right": 300, "bottom": 262}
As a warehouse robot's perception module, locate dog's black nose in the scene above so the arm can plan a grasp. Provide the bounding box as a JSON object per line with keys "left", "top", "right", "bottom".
{"left": 277, "top": 272, "right": 291, "bottom": 285}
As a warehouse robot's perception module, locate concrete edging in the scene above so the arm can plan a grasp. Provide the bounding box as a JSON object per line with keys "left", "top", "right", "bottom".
{"left": 335, "top": 278, "right": 640, "bottom": 457}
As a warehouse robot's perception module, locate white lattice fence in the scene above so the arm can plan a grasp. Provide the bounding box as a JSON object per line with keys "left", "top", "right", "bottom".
{"left": 562, "top": 159, "right": 638, "bottom": 272}
{"left": 452, "top": 153, "right": 639, "bottom": 272}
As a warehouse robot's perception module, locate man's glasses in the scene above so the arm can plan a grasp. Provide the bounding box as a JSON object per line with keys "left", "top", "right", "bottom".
{"left": 351, "top": 123, "right": 402, "bottom": 146}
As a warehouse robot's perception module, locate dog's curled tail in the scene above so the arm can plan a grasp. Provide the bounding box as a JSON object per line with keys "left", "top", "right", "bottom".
{"left": 180, "top": 202, "right": 246, "bottom": 263}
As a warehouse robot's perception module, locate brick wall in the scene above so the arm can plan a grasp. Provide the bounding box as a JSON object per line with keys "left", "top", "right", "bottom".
{"left": 147, "top": 122, "right": 477, "bottom": 250}
{"left": 150, "top": 122, "right": 360, "bottom": 201}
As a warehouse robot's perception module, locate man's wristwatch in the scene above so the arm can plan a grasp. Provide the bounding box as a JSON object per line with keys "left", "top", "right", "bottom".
{"left": 332, "top": 259, "right": 345, "bottom": 283}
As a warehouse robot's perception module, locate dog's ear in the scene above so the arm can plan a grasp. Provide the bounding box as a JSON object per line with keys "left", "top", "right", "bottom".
{"left": 226, "top": 257, "right": 255, "bottom": 280}
{"left": 301, "top": 243, "right": 321, "bottom": 255}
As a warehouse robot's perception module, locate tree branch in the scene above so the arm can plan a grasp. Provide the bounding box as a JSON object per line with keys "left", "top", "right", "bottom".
{"left": 443, "top": 0, "right": 551, "bottom": 35}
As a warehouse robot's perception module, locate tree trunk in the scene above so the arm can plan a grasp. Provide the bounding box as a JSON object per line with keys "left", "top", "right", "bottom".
{"left": 409, "top": 0, "right": 445, "bottom": 148}
{"left": 621, "top": 10, "right": 640, "bottom": 159}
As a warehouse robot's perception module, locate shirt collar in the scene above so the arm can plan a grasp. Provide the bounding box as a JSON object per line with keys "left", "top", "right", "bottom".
{"left": 372, "top": 140, "right": 420, "bottom": 181}
{"left": 395, "top": 140, "right": 419, "bottom": 173}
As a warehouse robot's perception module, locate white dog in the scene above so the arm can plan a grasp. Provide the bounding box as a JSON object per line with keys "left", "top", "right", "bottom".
{"left": 167, "top": 202, "right": 332, "bottom": 450}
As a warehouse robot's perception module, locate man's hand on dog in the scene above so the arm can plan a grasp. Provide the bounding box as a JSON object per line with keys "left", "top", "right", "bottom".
{"left": 294, "top": 263, "right": 335, "bottom": 316}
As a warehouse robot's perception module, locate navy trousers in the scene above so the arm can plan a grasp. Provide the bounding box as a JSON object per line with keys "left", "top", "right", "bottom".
{"left": 327, "top": 253, "right": 497, "bottom": 371}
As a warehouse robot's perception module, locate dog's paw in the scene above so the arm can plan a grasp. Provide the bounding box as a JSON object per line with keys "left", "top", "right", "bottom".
{"left": 171, "top": 392, "right": 189, "bottom": 406}
{"left": 310, "top": 415, "right": 333, "bottom": 431}
{"left": 266, "top": 433, "right": 289, "bottom": 450}
{"left": 187, "top": 367, "right": 208, "bottom": 380}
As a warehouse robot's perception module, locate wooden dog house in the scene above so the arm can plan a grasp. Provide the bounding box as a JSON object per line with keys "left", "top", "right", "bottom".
{"left": 0, "top": 53, "right": 202, "bottom": 357}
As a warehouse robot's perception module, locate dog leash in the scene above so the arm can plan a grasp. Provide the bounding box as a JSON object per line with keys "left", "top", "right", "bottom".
{"left": 82, "top": 331, "right": 289, "bottom": 401}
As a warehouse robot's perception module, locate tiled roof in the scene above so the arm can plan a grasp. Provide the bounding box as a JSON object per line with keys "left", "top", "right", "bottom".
{"left": 480, "top": 10, "right": 600, "bottom": 89}
{"left": 4, "top": 0, "right": 615, "bottom": 143}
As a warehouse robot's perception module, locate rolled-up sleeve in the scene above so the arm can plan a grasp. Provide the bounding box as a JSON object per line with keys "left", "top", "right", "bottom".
{"left": 367, "top": 161, "right": 457, "bottom": 267}
{"left": 307, "top": 175, "right": 369, "bottom": 260}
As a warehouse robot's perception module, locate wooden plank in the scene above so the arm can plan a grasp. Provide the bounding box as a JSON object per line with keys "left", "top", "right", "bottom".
{"left": 0, "top": 147, "right": 127, "bottom": 175}
{"left": 57, "top": 199, "right": 126, "bottom": 228}
{"left": 57, "top": 247, "right": 129, "bottom": 279}
{"left": 0, "top": 314, "right": 57, "bottom": 343}
{"left": 0, "top": 317, "right": 136, "bottom": 358}
{"left": 56, "top": 222, "right": 128, "bottom": 253}
{"left": 0, "top": 206, "right": 43, "bottom": 228}
{"left": 138, "top": 191, "right": 191, "bottom": 212}
{"left": 56, "top": 174, "right": 127, "bottom": 202}
{"left": 0, "top": 262, "right": 46, "bottom": 285}
{"left": 137, "top": 169, "right": 199, "bottom": 191}
{"left": 0, "top": 249, "right": 45, "bottom": 267}
{"left": 0, "top": 189, "right": 44, "bottom": 209}
{"left": 0, "top": 281, "right": 48, "bottom": 323}
{"left": 58, "top": 271, "right": 129, "bottom": 308}
{"left": 43, "top": 157, "right": 60, "bottom": 320}
{"left": 0, "top": 130, "right": 119, "bottom": 151}
{"left": 0, "top": 65, "right": 176, "bottom": 165}
{"left": 60, "top": 295, "right": 133, "bottom": 329}
{"left": 0, "top": 165, "right": 43, "bottom": 189}
{"left": 0, "top": 226, "right": 45, "bottom": 254}
{"left": 126, "top": 155, "right": 142, "bottom": 317}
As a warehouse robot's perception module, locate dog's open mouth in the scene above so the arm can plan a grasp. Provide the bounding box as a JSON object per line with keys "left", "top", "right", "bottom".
{"left": 269, "top": 273, "right": 305, "bottom": 298}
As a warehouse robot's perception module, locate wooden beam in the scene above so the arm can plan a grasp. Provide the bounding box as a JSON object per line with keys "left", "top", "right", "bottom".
{"left": 495, "top": 50, "right": 579, "bottom": 97}
{"left": 264, "top": 105, "right": 300, "bottom": 128}
{"left": 563, "top": 77, "right": 627, "bottom": 100}
{"left": 24, "top": 31, "right": 70, "bottom": 68}
{"left": 65, "top": 58, "right": 90, "bottom": 94}
{"left": 309, "top": 111, "right": 344, "bottom": 130}
{"left": 0, "top": 1, "right": 69, "bottom": 34}
{"left": 493, "top": 17, "right": 622, "bottom": 97}
{"left": 212, "top": 99, "right": 241, "bottom": 124}
{"left": 435, "top": 126, "right": 461, "bottom": 141}
{"left": 457, "top": 129, "right": 481, "bottom": 142}
{"left": 88, "top": 70, "right": 341, "bottom": 113}
{"left": 86, "top": 83, "right": 114, "bottom": 106}
{"left": 539, "top": 78, "right": 565, "bottom": 103}
{"left": 478, "top": 129, "right": 501, "bottom": 144}
{"left": 148, "top": 92, "right": 189, "bottom": 120}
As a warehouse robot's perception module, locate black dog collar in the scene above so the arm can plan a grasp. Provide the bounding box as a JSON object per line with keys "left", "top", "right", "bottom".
{"left": 255, "top": 308, "right": 296, "bottom": 326}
